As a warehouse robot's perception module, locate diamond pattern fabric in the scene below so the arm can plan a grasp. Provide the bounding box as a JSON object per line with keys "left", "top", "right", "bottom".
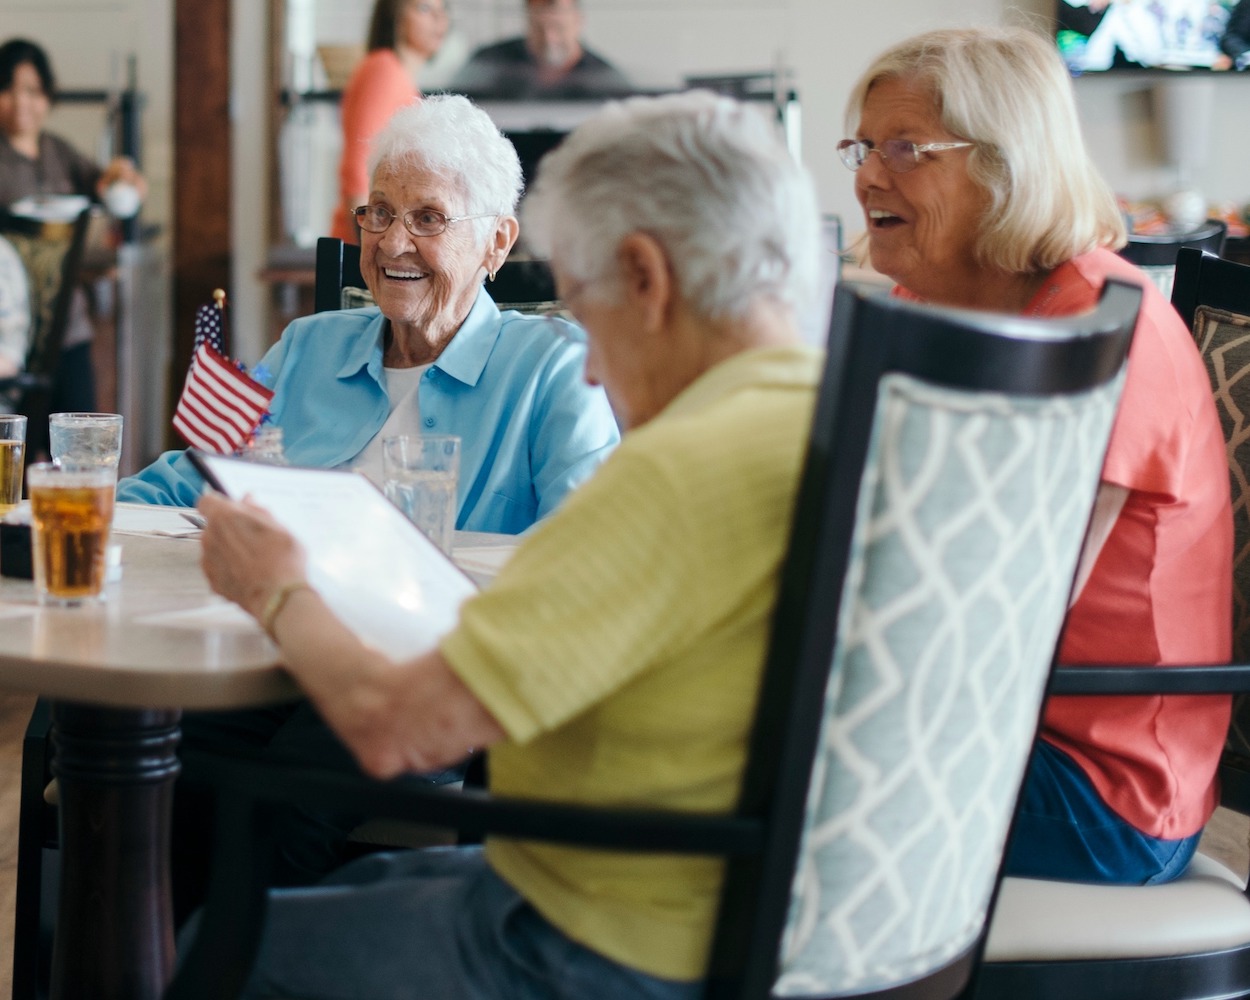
{"left": 774, "top": 371, "right": 1123, "bottom": 997}
{"left": 1192, "top": 305, "right": 1250, "bottom": 760}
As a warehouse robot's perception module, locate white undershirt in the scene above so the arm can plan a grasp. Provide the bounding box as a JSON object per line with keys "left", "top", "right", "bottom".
{"left": 344, "top": 364, "right": 431, "bottom": 488}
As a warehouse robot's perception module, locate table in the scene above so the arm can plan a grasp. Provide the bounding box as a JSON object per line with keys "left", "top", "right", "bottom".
{"left": 0, "top": 509, "right": 515, "bottom": 1000}
{"left": 0, "top": 527, "right": 292, "bottom": 1000}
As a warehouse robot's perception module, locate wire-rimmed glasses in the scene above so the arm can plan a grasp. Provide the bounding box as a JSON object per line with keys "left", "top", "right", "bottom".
{"left": 836, "top": 139, "right": 973, "bottom": 174}
{"left": 351, "top": 204, "right": 498, "bottom": 238}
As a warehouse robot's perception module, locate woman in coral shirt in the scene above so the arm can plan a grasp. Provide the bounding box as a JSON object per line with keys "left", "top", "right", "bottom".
{"left": 332, "top": 0, "right": 448, "bottom": 242}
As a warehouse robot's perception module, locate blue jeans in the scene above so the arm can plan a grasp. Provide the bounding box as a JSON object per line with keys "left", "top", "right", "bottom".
{"left": 231, "top": 846, "right": 705, "bottom": 1000}
{"left": 1005, "top": 740, "right": 1201, "bottom": 884}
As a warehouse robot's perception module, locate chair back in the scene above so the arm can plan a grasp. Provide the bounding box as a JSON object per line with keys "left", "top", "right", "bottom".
{"left": 1118, "top": 219, "right": 1227, "bottom": 299}
{"left": 313, "top": 236, "right": 559, "bottom": 314}
{"left": 0, "top": 208, "right": 92, "bottom": 459}
{"left": 1170, "top": 246, "right": 1250, "bottom": 759}
{"left": 711, "top": 279, "right": 1141, "bottom": 1000}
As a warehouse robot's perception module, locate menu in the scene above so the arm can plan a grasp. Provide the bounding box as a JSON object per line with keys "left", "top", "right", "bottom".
{"left": 190, "top": 452, "right": 477, "bottom": 660}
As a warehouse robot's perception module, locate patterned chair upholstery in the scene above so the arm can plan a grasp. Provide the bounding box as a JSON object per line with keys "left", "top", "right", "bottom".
{"left": 976, "top": 247, "right": 1250, "bottom": 1000}
{"left": 163, "top": 279, "right": 1140, "bottom": 1000}
{"left": 1192, "top": 301, "right": 1250, "bottom": 760}
{"left": 774, "top": 372, "right": 1125, "bottom": 997}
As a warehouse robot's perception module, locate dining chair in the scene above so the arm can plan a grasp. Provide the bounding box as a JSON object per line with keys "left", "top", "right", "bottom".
{"left": 5, "top": 206, "right": 95, "bottom": 1000}
{"left": 162, "top": 276, "right": 1140, "bottom": 1000}
{"left": 313, "top": 236, "right": 559, "bottom": 314}
{"left": 1116, "top": 218, "right": 1228, "bottom": 300}
{"left": 975, "top": 246, "right": 1250, "bottom": 1000}
{"left": 0, "top": 207, "right": 93, "bottom": 464}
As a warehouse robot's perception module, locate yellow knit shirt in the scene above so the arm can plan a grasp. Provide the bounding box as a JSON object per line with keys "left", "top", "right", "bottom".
{"left": 441, "top": 345, "right": 822, "bottom": 981}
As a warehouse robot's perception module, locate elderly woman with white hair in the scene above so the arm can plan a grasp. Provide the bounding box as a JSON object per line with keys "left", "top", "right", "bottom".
{"left": 134, "top": 94, "right": 618, "bottom": 922}
{"left": 195, "top": 89, "right": 823, "bottom": 999}
{"left": 120, "top": 94, "right": 618, "bottom": 533}
{"left": 842, "top": 26, "right": 1231, "bottom": 885}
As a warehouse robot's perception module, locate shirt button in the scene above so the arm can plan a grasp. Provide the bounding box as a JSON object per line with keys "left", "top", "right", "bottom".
{"left": 427, "top": 369, "right": 438, "bottom": 379}
{"left": 424, "top": 417, "right": 436, "bottom": 427}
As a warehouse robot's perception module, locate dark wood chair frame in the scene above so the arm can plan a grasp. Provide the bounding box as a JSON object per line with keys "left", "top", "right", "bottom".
{"left": 0, "top": 207, "right": 94, "bottom": 464}
{"left": 1116, "top": 218, "right": 1228, "bottom": 269}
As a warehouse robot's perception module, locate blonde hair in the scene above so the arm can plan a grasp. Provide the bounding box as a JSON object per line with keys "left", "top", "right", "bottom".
{"left": 846, "top": 26, "right": 1125, "bottom": 274}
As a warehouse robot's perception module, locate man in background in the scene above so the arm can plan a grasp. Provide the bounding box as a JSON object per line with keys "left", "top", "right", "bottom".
{"left": 450, "top": 0, "right": 631, "bottom": 99}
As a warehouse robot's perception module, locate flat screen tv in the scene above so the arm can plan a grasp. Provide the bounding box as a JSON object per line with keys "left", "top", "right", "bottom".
{"left": 1057, "top": 0, "right": 1250, "bottom": 73}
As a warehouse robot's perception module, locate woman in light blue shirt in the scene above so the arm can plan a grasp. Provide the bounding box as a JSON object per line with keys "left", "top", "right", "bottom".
{"left": 120, "top": 94, "right": 618, "bottom": 536}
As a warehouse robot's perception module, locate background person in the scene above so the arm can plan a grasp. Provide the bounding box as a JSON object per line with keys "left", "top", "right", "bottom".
{"left": 0, "top": 37, "right": 147, "bottom": 411}
{"left": 195, "top": 88, "right": 822, "bottom": 1000}
{"left": 0, "top": 234, "right": 29, "bottom": 382}
{"left": 841, "top": 25, "right": 1231, "bottom": 884}
{"left": 449, "top": 0, "right": 631, "bottom": 100}
{"left": 330, "top": 0, "right": 448, "bottom": 243}
{"left": 1216, "top": 0, "right": 1250, "bottom": 68}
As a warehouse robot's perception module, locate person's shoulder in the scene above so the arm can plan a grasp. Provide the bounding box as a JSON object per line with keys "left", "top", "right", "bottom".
{"left": 463, "top": 36, "right": 528, "bottom": 65}
{"left": 281, "top": 307, "right": 381, "bottom": 345}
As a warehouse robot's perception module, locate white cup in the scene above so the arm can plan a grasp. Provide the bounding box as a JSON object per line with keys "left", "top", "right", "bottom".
{"left": 102, "top": 182, "right": 142, "bottom": 219}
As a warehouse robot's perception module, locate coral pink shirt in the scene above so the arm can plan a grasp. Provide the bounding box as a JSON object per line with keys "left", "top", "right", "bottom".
{"left": 899, "top": 247, "right": 1232, "bottom": 838}
{"left": 331, "top": 49, "right": 418, "bottom": 243}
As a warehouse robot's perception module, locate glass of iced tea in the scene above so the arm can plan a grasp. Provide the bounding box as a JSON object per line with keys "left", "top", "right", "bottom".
{"left": 0, "top": 415, "right": 27, "bottom": 517}
{"left": 27, "top": 463, "right": 116, "bottom": 606}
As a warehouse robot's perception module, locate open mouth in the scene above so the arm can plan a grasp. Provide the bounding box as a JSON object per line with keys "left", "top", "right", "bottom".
{"left": 382, "top": 267, "right": 428, "bottom": 282}
{"left": 868, "top": 209, "right": 905, "bottom": 229}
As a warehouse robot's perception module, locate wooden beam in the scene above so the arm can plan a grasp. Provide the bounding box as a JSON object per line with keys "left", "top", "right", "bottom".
{"left": 171, "top": 0, "right": 232, "bottom": 446}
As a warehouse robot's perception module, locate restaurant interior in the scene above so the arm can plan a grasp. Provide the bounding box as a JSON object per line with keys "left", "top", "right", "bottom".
{"left": 5, "top": 0, "right": 1250, "bottom": 997}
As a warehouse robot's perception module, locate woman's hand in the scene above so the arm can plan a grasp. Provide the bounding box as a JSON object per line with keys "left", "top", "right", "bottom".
{"left": 96, "top": 156, "right": 148, "bottom": 199}
{"left": 197, "top": 492, "right": 307, "bottom": 621}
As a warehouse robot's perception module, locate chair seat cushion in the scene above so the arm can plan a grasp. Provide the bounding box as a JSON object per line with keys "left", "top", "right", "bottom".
{"left": 985, "top": 853, "right": 1250, "bottom": 961}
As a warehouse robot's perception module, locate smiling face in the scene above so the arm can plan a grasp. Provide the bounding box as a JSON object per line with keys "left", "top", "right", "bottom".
{"left": 360, "top": 161, "right": 502, "bottom": 354}
{"left": 854, "top": 76, "right": 989, "bottom": 305}
{"left": 0, "top": 62, "right": 50, "bottom": 144}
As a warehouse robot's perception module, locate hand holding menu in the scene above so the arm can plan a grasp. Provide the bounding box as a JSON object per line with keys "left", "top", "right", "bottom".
{"left": 191, "top": 452, "right": 478, "bottom": 661}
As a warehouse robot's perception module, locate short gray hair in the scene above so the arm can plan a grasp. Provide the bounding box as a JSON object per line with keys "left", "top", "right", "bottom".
{"left": 523, "top": 90, "right": 821, "bottom": 321}
{"left": 846, "top": 26, "right": 1125, "bottom": 274}
{"left": 368, "top": 95, "right": 524, "bottom": 231}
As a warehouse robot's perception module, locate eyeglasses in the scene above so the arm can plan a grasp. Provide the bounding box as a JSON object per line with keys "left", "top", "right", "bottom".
{"left": 351, "top": 204, "right": 497, "bottom": 238}
{"left": 836, "top": 139, "right": 974, "bottom": 174}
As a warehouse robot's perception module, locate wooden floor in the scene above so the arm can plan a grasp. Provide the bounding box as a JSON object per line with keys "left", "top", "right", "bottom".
{"left": 0, "top": 690, "right": 38, "bottom": 1000}
{"left": 0, "top": 690, "right": 1246, "bottom": 999}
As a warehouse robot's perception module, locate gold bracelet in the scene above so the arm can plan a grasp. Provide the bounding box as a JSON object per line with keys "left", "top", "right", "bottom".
{"left": 259, "top": 581, "right": 312, "bottom": 640}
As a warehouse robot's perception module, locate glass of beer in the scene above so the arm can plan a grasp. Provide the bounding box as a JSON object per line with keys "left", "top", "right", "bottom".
{"left": 0, "top": 415, "right": 27, "bottom": 517}
{"left": 27, "top": 463, "right": 116, "bottom": 606}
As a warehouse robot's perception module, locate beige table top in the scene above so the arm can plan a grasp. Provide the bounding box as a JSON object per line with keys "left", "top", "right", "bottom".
{"left": 0, "top": 532, "right": 293, "bottom": 710}
{"left": 0, "top": 507, "right": 519, "bottom": 712}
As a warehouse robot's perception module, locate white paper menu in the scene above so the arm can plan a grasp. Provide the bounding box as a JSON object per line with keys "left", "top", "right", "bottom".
{"left": 191, "top": 452, "right": 478, "bottom": 661}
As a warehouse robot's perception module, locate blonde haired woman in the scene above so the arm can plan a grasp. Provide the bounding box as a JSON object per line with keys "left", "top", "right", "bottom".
{"left": 842, "top": 25, "right": 1231, "bottom": 884}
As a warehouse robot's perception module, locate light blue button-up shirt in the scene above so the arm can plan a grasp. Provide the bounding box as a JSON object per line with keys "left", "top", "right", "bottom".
{"left": 118, "top": 288, "right": 620, "bottom": 535}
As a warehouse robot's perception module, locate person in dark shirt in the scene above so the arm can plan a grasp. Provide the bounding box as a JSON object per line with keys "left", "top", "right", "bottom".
{"left": 1216, "top": 0, "right": 1250, "bottom": 68}
{"left": 449, "top": 0, "right": 631, "bottom": 100}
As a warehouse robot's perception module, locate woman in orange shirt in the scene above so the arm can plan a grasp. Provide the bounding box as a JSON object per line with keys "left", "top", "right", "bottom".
{"left": 332, "top": 0, "right": 448, "bottom": 242}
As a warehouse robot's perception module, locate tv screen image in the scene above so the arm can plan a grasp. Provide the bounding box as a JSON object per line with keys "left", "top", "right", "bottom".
{"left": 1057, "top": 0, "right": 1250, "bottom": 72}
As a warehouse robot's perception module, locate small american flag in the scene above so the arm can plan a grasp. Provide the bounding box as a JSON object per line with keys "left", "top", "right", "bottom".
{"left": 172, "top": 290, "right": 274, "bottom": 454}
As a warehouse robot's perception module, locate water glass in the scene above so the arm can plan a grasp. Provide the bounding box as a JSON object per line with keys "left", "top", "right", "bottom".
{"left": 382, "top": 435, "right": 460, "bottom": 555}
{"left": 49, "top": 412, "right": 124, "bottom": 477}
{"left": 0, "top": 415, "right": 27, "bottom": 517}
{"left": 28, "top": 463, "right": 116, "bottom": 606}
